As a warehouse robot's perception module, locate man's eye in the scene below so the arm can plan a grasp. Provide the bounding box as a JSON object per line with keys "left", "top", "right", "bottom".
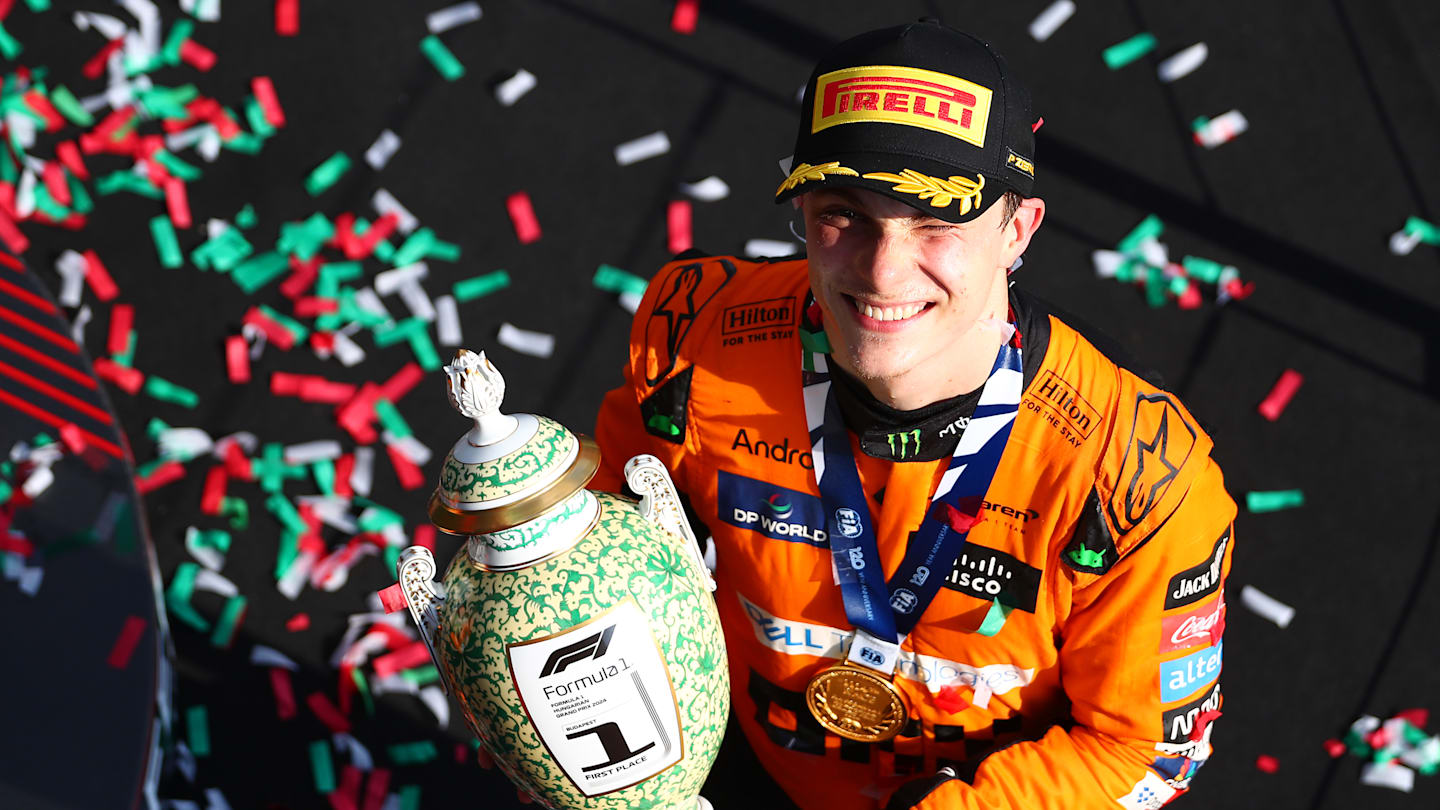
{"left": 820, "top": 208, "right": 857, "bottom": 222}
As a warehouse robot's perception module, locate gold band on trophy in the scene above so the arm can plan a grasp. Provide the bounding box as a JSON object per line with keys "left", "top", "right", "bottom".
{"left": 804, "top": 662, "right": 909, "bottom": 743}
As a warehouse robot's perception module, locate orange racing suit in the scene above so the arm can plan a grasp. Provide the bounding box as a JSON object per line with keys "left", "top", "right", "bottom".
{"left": 591, "top": 253, "right": 1236, "bottom": 809}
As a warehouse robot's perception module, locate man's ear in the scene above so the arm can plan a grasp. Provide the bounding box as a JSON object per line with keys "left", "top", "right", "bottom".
{"left": 1002, "top": 196, "right": 1045, "bottom": 267}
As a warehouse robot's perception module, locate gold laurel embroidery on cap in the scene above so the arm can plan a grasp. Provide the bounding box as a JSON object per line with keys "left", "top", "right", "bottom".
{"left": 861, "top": 169, "right": 985, "bottom": 214}
{"left": 776, "top": 161, "right": 860, "bottom": 196}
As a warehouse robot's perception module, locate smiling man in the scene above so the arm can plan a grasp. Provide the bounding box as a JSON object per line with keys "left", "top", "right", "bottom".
{"left": 593, "top": 19, "right": 1236, "bottom": 810}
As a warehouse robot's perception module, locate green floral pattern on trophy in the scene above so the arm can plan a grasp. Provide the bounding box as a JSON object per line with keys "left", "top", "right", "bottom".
{"left": 477, "top": 489, "right": 592, "bottom": 552}
{"left": 440, "top": 417, "right": 575, "bottom": 503}
{"left": 438, "top": 492, "right": 729, "bottom": 810}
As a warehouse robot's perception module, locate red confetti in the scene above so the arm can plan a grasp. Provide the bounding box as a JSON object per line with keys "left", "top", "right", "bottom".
{"left": 271, "top": 371, "right": 305, "bottom": 396}
{"left": 670, "top": 0, "right": 699, "bottom": 34}
{"left": 1032, "top": 116, "right": 1045, "bottom": 133}
{"left": 362, "top": 769, "right": 390, "bottom": 810}
{"left": 667, "top": 200, "right": 692, "bottom": 255}
{"left": 286, "top": 612, "right": 311, "bottom": 632}
{"left": 413, "top": 524, "right": 436, "bottom": 553}
{"left": 225, "top": 335, "right": 251, "bottom": 384}
{"left": 1322, "top": 738, "right": 1347, "bottom": 758}
{"left": 269, "top": 667, "right": 297, "bottom": 719}
{"left": 42, "top": 162, "right": 70, "bottom": 206}
{"left": 1395, "top": 708, "right": 1429, "bottom": 729}
{"left": 251, "top": 76, "right": 286, "bottom": 127}
{"left": 224, "top": 441, "right": 254, "bottom": 480}
{"left": 275, "top": 0, "right": 300, "bottom": 36}
{"left": 306, "top": 691, "right": 352, "bottom": 734}
{"left": 200, "top": 465, "right": 228, "bottom": 515}
{"left": 347, "top": 213, "right": 398, "bottom": 260}
{"left": 1258, "top": 369, "right": 1303, "bottom": 421}
{"left": 1176, "top": 283, "right": 1203, "bottom": 310}
{"left": 330, "top": 765, "right": 362, "bottom": 810}
{"left": 372, "top": 641, "right": 430, "bottom": 680}
{"left": 299, "top": 378, "right": 358, "bottom": 405}
{"left": 506, "top": 191, "right": 542, "bottom": 244}
{"left": 179, "top": 39, "right": 217, "bottom": 72}
{"left": 243, "top": 306, "right": 296, "bottom": 350}
{"left": 1223, "top": 278, "right": 1255, "bottom": 301}
{"left": 931, "top": 500, "right": 983, "bottom": 533}
{"left": 94, "top": 358, "right": 144, "bottom": 394}
{"left": 931, "top": 684, "right": 969, "bottom": 714}
{"left": 164, "top": 178, "right": 192, "bottom": 229}
{"left": 106, "top": 616, "right": 148, "bottom": 669}
{"left": 454, "top": 743, "right": 469, "bottom": 764}
{"left": 378, "top": 583, "right": 407, "bottom": 614}
{"left": 83, "top": 250, "right": 118, "bottom": 301}
{"left": 1255, "top": 754, "right": 1279, "bottom": 773}
{"left": 380, "top": 362, "right": 423, "bottom": 403}
{"left": 136, "top": 461, "right": 186, "bottom": 494}
{"left": 293, "top": 296, "right": 339, "bottom": 317}
{"left": 82, "top": 39, "right": 124, "bottom": 81}
{"left": 386, "top": 442, "right": 425, "bottom": 491}
{"left": 0, "top": 532, "right": 34, "bottom": 557}
{"left": 0, "top": 209, "right": 30, "bottom": 253}
{"left": 55, "top": 141, "right": 89, "bottom": 181}
{"left": 279, "top": 256, "right": 320, "bottom": 298}
{"left": 59, "top": 422, "right": 87, "bottom": 454}
{"left": 333, "top": 454, "right": 355, "bottom": 497}
{"left": 107, "top": 304, "right": 134, "bottom": 356}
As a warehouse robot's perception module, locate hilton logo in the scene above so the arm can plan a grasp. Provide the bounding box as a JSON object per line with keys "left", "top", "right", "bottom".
{"left": 1027, "top": 371, "right": 1101, "bottom": 442}
{"left": 722, "top": 298, "right": 794, "bottom": 335}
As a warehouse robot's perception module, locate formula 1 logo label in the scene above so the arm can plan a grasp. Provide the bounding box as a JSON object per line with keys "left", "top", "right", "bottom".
{"left": 643, "top": 258, "right": 735, "bottom": 386}
{"left": 813, "top": 65, "right": 992, "bottom": 148}
{"left": 717, "top": 470, "right": 828, "bottom": 546}
{"left": 942, "top": 544, "right": 1041, "bottom": 613}
{"left": 508, "top": 599, "right": 683, "bottom": 796}
{"left": 1108, "top": 393, "right": 1197, "bottom": 535}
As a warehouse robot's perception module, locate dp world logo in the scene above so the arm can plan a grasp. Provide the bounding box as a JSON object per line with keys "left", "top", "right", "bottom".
{"left": 834, "top": 507, "right": 863, "bottom": 538}
{"left": 765, "top": 493, "right": 793, "bottom": 520}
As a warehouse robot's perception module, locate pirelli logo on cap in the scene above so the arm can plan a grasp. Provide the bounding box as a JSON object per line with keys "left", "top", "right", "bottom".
{"left": 812, "top": 65, "right": 992, "bottom": 148}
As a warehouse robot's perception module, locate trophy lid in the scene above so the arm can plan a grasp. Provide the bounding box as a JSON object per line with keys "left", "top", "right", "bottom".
{"left": 428, "top": 349, "right": 600, "bottom": 536}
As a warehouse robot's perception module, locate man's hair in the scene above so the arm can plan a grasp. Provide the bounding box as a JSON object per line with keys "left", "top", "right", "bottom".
{"left": 999, "top": 190, "right": 1021, "bottom": 228}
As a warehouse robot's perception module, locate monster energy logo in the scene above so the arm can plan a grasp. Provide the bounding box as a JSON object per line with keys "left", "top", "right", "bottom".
{"left": 886, "top": 429, "right": 921, "bottom": 459}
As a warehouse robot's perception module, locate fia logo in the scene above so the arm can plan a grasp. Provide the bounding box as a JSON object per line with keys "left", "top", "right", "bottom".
{"left": 886, "top": 428, "right": 921, "bottom": 459}
{"left": 910, "top": 566, "right": 930, "bottom": 587}
{"left": 835, "top": 507, "right": 864, "bottom": 538}
{"left": 858, "top": 646, "right": 886, "bottom": 667}
{"left": 890, "top": 588, "right": 918, "bottom": 614}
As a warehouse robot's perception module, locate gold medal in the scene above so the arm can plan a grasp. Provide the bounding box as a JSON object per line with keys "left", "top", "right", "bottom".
{"left": 805, "top": 663, "right": 909, "bottom": 742}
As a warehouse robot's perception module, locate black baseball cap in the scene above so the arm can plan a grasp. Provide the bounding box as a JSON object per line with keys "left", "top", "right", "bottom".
{"left": 775, "top": 19, "right": 1038, "bottom": 223}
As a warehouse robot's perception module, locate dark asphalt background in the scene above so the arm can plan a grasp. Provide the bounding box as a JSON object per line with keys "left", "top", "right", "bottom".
{"left": 3, "top": 1, "right": 1440, "bottom": 808}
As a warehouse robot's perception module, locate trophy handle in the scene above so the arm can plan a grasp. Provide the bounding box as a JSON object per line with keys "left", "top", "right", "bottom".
{"left": 624, "top": 454, "right": 716, "bottom": 592}
{"left": 397, "top": 546, "right": 450, "bottom": 694}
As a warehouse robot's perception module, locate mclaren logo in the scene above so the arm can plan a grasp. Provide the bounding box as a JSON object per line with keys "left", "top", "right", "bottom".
{"left": 1108, "top": 393, "right": 1197, "bottom": 534}
{"left": 538, "top": 624, "right": 616, "bottom": 677}
{"left": 644, "top": 259, "right": 735, "bottom": 386}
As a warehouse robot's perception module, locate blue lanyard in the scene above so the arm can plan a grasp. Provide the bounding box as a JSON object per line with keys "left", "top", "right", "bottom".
{"left": 805, "top": 325, "right": 1023, "bottom": 652}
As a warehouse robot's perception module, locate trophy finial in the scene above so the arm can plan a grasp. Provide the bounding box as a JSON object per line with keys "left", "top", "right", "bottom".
{"left": 445, "top": 349, "right": 518, "bottom": 445}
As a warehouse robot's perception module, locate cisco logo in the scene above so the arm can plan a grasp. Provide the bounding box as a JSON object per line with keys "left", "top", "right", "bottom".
{"left": 943, "top": 544, "right": 1041, "bottom": 613}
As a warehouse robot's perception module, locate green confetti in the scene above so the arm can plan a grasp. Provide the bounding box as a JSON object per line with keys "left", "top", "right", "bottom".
{"left": 398, "top": 785, "right": 422, "bottom": 810}
{"left": 266, "top": 492, "right": 309, "bottom": 534}
{"left": 48, "top": 85, "right": 93, "bottom": 127}
{"left": 221, "top": 132, "right": 265, "bottom": 154}
{"left": 305, "top": 152, "right": 352, "bottom": 196}
{"left": 1245, "top": 489, "right": 1304, "bottom": 513}
{"left": 1168, "top": 276, "right": 1190, "bottom": 297}
{"left": 452, "top": 270, "right": 510, "bottom": 302}
{"left": 409, "top": 329, "right": 441, "bottom": 371}
{"left": 231, "top": 251, "right": 290, "bottom": 294}
{"left": 1181, "top": 256, "right": 1226, "bottom": 284}
{"left": 245, "top": 96, "right": 276, "bottom": 139}
{"left": 235, "top": 204, "right": 258, "bottom": 229}
{"left": 1117, "top": 214, "right": 1164, "bottom": 254}
{"left": 149, "top": 215, "right": 184, "bottom": 269}
{"left": 401, "top": 666, "right": 440, "bottom": 688}
{"left": 420, "top": 35, "right": 465, "bottom": 80}
{"left": 192, "top": 226, "right": 254, "bottom": 272}
{"left": 388, "top": 740, "right": 438, "bottom": 766}
{"left": 373, "top": 398, "right": 412, "bottom": 438}
{"left": 275, "top": 527, "right": 300, "bottom": 580}
{"left": 1404, "top": 216, "right": 1440, "bottom": 245}
{"left": 310, "top": 740, "right": 336, "bottom": 793}
{"left": 392, "top": 227, "right": 437, "bottom": 267}
{"left": 358, "top": 504, "right": 404, "bottom": 534}
{"left": 112, "top": 329, "right": 137, "bottom": 367}
{"left": 1102, "top": 33, "right": 1157, "bottom": 70}
{"left": 258, "top": 304, "right": 309, "bottom": 343}
{"left": 313, "top": 459, "right": 336, "bottom": 497}
{"left": 165, "top": 562, "right": 209, "bottom": 632}
{"left": 209, "top": 594, "right": 246, "bottom": 648}
{"left": 221, "top": 496, "right": 248, "bottom": 530}
{"left": 593, "top": 264, "right": 648, "bottom": 297}
{"left": 98, "top": 171, "right": 164, "bottom": 199}
{"left": 22, "top": 0, "right": 49, "bottom": 11}
{"left": 162, "top": 20, "right": 195, "bottom": 67}
{"left": 799, "top": 328, "right": 831, "bottom": 355}
{"left": 0, "top": 23, "right": 23, "bottom": 62}
{"left": 278, "top": 212, "right": 334, "bottom": 260}
{"left": 1145, "top": 266, "right": 1168, "bottom": 308}
{"left": 32, "top": 185, "right": 70, "bottom": 220}
{"left": 144, "top": 376, "right": 199, "bottom": 408}
{"left": 976, "top": 597, "right": 1013, "bottom": 637}
{"left": 154, "top": 149, "right": 204, "bottom": 182}
{"left": 427, "top": 237, "right": 461, "bottom": 262}
{"left": 373, "top": 317, "right": 426, "bottom": 347}
{"left": 352, "top": 667, "right": 375, "bottom": 717}
{"left": 67, "top": 174, "right": 93, "bottom": 214}
{"left": 186, "top": 705, "right": 211, "bottom": 757}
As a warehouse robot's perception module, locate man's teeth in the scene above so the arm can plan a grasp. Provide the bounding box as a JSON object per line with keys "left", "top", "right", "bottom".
{"left": 857, "top": 301, "right": 925, "bottom": 322}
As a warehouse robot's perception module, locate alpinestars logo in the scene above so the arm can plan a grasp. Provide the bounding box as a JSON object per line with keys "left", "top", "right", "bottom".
{"left": 539, "top": 624, "right": 616, "bottom": 677}
{"left": 886, "top": 429, "right": 921, "bottom": 459}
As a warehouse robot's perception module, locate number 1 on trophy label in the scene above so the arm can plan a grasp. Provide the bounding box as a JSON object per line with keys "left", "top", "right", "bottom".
{"left": 508, "top": 597, "right": 685, "bottom": 796}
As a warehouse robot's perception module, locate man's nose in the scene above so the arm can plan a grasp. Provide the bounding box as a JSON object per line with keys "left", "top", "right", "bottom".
{"left": 859, "top": 231, "right": 911, "bottom": 288}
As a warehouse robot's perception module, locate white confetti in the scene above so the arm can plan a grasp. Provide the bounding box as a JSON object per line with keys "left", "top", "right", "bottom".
{"left": 497, "top": 322, "right": 555, "bottom": 358}
{"left": 1194, "top": 110, "right": 1248, "bottom": 149}
{"left": 614, "top": 131, "right": 671, "bottom": 166}
{"left": 332, "top": 330, "right": 367, "bottom": 367}
{"left": 680, "top": 175, "right": 730, "bottom": 201}
{"left": 184, "top": 527, "right": 226, "bottom": 571}
{"left": 495, "top": 68, "right": 536, "bottom": 107}
{"left": 351, "top": 446, "right": 375, "bottom": 497}
{"left": 373, "top": 188, "right": 419, "bottom": 234}
{"left": 419, "top": 685, "right": 451, "bottom": 728}
{"left": 352, "top": 286, "right": 393, "bottom": 323}
{"left": 55, "top": 250, "right": 88, "bottom": 307}
{"left": 333, "top": 733, "right": 375, "bottom": 771}
{"left": 398, "top": 281, "right": 436, "bottom": 322}
{"left": 619, "top": 291, "right": 643, "bottom": 314}
{"left": 365, "top": 129, "right": 402, "bottom": 170}
{"left": 1092, "top": 249, "right": 1126, "bottom": 278}
{"left": 387, "top": 435, "right": 433, "bottom": 466}
{"left": 427, "top": 2, "right": 482, "bottom": 33}
{"left": 71, "top": 304, "right": 92, "bottom": 345}
{"left": 1389, "top": 227, "right": 1423, "bottom": 256}
{"left": 72, "top": 11, "right": 129, "bottom": 40}
{"left": 119, "top": 0, "right": 162, "bottom": 57}
{"left": 203, "top": 788, "right": 231, "bottom": 810}
{"left": 435, "top": 294, "right": 462, "bottom": 346}
{"left": 1028, "top": 0, "right": 1075, "bottom": 42}
{"left": 374, "top": 262, "right": 428, "bottom": 296}
{"left": 1359, "top": 761, "right": 1415, "bottom": 792}
{"left": 193, "top": 568, "right": 238, "bottom": 598}
{"left": 159, "top": 427, "right": 214, "bottom": 462}
{"left": 744, "top": 238, "right": 798, "bottom": 257}
{"left": 1158, "top": 43, "right": 1208, "bottom": 83}
{"left": 1240, "top": 585, "right": 1294, "bottom": 628}
{"left": 283, "top": 440, "right": 342, "bottom": 466}
{"left": 249, "top": 645, "right": 299, "bottom": 670}
{"left": 1139, "top": 237, "right": 1168, "bottom": 267}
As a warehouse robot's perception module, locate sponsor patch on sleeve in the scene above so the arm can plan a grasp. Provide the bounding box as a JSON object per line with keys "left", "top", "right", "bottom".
{"left": 1108, "top": 393, "right": 1198, "bottom": 537}
{"left": 1164, "top": 528, "right": 1229, "bottom": 609}
{"left": 1115, "top": 771, "right": 1177, "bottom": 810}
{"left": 643, "top": 258, "right": 736, "bottom": 387}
